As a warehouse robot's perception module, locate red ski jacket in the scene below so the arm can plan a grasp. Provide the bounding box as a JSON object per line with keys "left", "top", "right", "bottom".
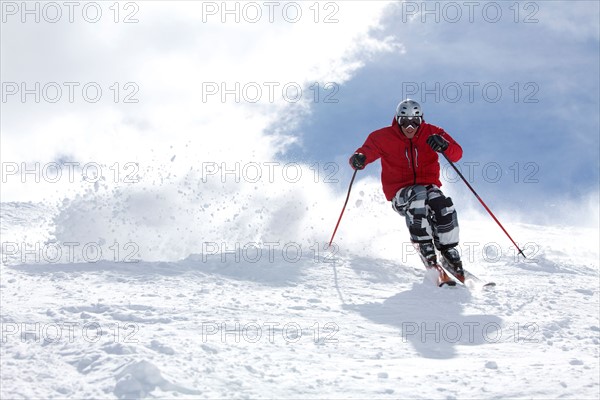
{"left": 354, "top": 118, "right": 463, "bottom": 201}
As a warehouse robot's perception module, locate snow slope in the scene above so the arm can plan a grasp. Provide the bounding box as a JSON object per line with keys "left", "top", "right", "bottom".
{"left": 1, "top": 198, "right": 599, "bottom": 399}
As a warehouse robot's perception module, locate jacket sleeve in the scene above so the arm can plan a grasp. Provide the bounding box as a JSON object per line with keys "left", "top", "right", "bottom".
{"left": 354, "top": 133, "right": 382, "bottom": 167}
{"left": 440, "top": 130, "right": 463, "bottom": 162}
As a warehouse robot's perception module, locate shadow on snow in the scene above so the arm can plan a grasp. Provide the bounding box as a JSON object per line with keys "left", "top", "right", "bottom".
{"left": 347, "top": 279, "right": 503, "bottom": 360}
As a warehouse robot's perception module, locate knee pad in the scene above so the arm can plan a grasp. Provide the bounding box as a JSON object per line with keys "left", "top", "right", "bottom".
{"left": 428, "top": 195, "right": 455, "bottom": 222}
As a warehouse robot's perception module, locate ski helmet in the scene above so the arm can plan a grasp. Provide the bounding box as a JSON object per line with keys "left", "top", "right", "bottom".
{"left": 396, "top": 99, "right": 423, "bottom": 125}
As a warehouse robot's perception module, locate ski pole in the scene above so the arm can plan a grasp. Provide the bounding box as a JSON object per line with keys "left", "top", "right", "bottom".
{"left": 328, "top": 169, "right": 358, "bottom": 248}
{"left": 442, "top": 153, "right": 526, "bottom": 258}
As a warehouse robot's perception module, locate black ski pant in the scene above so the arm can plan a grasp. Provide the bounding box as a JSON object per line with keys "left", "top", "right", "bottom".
{"left": 391, "top": 184, "right": 459, "bottom": 250}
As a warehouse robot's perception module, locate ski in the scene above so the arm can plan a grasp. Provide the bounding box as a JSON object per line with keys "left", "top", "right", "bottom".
{"left": 413, "top": 243, "right": 456, "bottom": 287}
{"left": 413, "top": 242, "right": 495, "bottom": 288}
{"left": 463, "top": 270, "right": 495, "bottom": 288}
{"left": 440, "top": 259, "right": 496, "bottom": 288}
{"left": 426, "top": 264, "right": 457, "bottom": 287}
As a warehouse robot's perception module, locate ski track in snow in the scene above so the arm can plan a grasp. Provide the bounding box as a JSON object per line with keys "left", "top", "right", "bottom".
{"left": 1, "top": 203, "right": 599, "bottom": 399}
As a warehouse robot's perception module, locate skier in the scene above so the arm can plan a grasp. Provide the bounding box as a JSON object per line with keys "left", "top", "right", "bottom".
{"left": 349, "top": 99, "right": 464, "bottom": 277}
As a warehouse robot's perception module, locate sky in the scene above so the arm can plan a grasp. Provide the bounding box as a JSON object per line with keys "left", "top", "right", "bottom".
{"left": 288, "top": 1, "right": 600, "bottom": 212}
{"left": 1, "top": 1, "right": 599, "bottom": 229}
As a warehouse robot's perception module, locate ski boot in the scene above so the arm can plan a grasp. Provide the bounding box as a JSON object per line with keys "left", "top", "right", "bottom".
{"left": 415, "top": 241, "right": 456, "bottom": 287}
{"left": 441, "top": 247, "right": 464, "bottom": 278}
{"left": 418, "top": 241, "right": 438, "bottom": 268}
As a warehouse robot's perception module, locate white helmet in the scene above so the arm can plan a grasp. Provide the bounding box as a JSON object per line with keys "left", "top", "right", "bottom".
{"left": 396, "top": 99, "right": 423, "bottom": 121}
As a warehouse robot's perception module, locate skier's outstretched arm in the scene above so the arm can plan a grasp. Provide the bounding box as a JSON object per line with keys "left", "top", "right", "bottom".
{"left": 350, "top": 135, "right": 382, "bottom": 170}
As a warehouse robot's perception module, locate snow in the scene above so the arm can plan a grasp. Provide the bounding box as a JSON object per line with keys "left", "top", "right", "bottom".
{"left": 1, "top": 197, "right": 599, "bottom": 399}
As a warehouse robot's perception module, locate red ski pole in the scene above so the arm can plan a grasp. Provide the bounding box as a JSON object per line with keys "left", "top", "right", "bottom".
{"left": 442, "top": 153, "right": 526, "bottom": 258}
{"left": 328, "top": 169, "right": 358, "bottom": 248}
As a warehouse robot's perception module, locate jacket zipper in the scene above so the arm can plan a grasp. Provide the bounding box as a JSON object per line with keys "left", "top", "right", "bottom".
{"left": 409, "top": 139, "right": 417, "bottom": 184}
{"left": 414, "top": 147, "right": 419, "bottom": 168}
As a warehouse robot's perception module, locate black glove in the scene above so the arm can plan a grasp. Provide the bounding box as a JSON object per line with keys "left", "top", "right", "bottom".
{"left": 349, "top": 153, "right": 366, "bottom": 170}
{"left": 427, "top": 135, "right": 449, "bottom": 152}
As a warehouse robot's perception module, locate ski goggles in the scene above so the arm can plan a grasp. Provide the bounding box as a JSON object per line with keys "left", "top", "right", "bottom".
{"left": 398, "top": 116, "right": 422, "bottom": 127}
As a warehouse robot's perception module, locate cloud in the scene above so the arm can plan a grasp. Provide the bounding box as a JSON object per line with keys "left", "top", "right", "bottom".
{"left": 1, "top": 1, "right": 409, "bottom": 262}
{"left": 2, "top": 1, "right": 397, "bottom": 202}
{"left": 293, "top": 0, "right": 599, "bottom": 215}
